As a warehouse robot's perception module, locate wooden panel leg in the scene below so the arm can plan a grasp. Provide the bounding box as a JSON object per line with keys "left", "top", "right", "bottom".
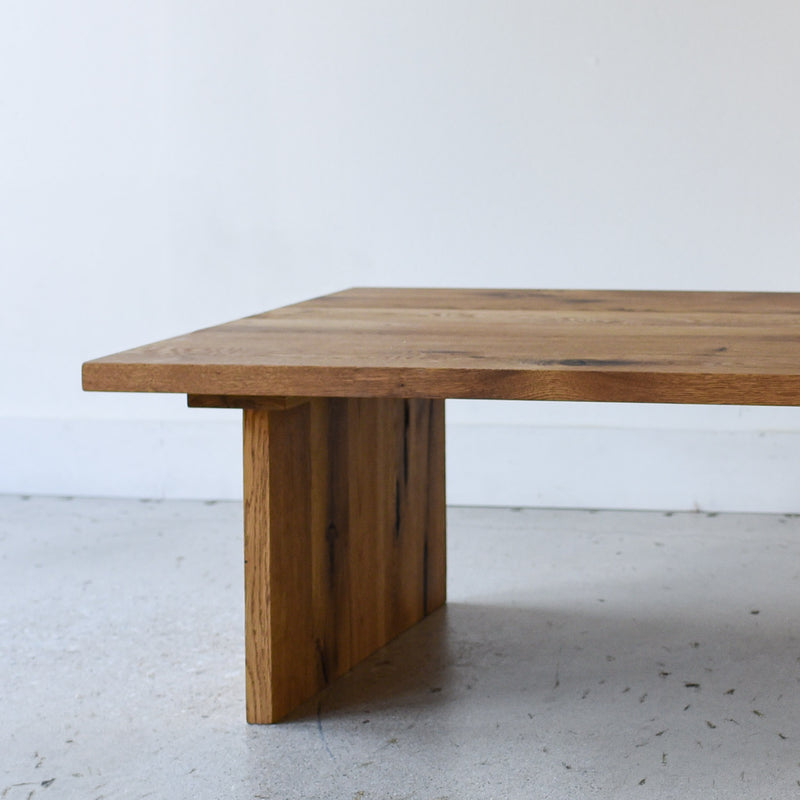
{"left": 243, "top": 398, "right": 446, "bottom": 724}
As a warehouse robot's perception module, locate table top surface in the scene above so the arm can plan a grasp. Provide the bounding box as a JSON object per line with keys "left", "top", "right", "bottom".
{"left": 82, "top": 287, "right": 800, "bottom": 405}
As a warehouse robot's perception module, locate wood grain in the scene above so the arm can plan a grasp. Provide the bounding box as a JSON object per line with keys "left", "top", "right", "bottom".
{"left": 243, "top": 397, "right": 446, "bottom": 723}
{"left": 83, "top": 288, "right": 800, "bottom": 405}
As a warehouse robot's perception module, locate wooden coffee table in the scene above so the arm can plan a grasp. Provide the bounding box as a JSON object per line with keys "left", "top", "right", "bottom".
{"left": 82, "top": 287, "right": 800, "bottom": 723}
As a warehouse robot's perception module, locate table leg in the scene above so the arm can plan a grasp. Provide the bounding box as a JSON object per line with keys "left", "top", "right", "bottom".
{"left": 243, "top": 397, "right": 446, "bottom": 723}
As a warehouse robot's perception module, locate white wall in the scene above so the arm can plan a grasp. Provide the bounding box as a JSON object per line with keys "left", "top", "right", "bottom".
{"left": 3, "top": 2, "right": 800, "bottom": 510}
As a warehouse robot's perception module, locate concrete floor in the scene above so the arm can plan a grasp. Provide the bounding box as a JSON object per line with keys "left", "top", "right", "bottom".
{"left": 3, "top": 497, "right": 800, "bottom": 799}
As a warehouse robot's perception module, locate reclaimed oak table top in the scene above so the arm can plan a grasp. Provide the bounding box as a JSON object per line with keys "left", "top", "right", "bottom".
{"left": 83, "top": 287, "right": 800, "bottom": 405}
{"left": 82, "top": 287, "right": 800, "bottom": 723}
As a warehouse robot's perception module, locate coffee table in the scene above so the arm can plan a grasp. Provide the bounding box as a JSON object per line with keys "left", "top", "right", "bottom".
{"left": 82, "top": 287, "right": 800, "bottom": 723}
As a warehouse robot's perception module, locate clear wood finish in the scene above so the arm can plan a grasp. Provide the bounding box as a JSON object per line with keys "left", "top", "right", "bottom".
{"left": 82, "top": 288, "right": 800, "bottom": 723}
{"left": 83, "top": 288, "right": 800, "bottom": 406}
{"left": 243, "top": 397, "right": 445, "bottom": 723}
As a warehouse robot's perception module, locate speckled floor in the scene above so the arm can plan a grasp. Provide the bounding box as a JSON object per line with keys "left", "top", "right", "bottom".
{"left": 3, "top": 496, "right": 800, "bottom": 799}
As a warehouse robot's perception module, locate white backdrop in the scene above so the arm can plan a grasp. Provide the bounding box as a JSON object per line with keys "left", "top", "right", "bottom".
{"left": 3, "top": 1, "right": 800, "bottom": 510}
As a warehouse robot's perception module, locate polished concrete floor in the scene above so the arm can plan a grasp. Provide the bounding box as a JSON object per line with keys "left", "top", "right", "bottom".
{"left": 3, "top": 496, "right": 800, "bottom": 799}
